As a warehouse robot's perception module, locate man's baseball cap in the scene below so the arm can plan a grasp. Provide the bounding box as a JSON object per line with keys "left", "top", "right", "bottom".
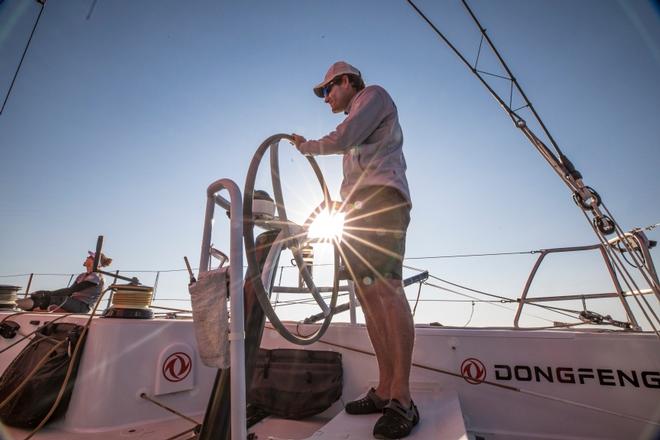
{"left": 313, "top": 61, "right": 362, "bottom": 98}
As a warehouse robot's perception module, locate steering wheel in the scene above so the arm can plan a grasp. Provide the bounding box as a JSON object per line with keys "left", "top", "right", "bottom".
{"left": 243, "top": 133, "right": 340, "bottom": 345}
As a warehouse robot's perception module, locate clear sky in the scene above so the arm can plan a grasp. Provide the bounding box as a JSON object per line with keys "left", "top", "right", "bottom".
{"left": 1, "top": 0, "right": 658, "bottom": 328}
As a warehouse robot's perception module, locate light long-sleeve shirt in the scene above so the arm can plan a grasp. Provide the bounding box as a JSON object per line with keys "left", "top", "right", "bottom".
{"left": 298, "top": 85, "right": 411, "bottom": 206}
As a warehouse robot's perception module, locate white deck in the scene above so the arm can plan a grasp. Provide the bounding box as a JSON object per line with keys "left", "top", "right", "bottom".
{"left": 309, "top": 388, "right": 468, "bottom": 440}
{"left": 249, "top": 386, "right": 470, "bottom": 440}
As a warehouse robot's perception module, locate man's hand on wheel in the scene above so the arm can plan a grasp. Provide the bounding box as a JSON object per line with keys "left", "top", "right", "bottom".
{"left": 291, "top": 133, "right": 307, "bottom": 150}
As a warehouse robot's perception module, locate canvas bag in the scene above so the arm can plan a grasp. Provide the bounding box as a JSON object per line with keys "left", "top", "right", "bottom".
{"left": 189, "top": 267, "right": 230, "bottom": 368}
{"left": 247, "top": 348, "right": 342, "bottom": 419}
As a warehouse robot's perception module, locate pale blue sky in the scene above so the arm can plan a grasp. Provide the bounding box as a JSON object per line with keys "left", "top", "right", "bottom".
{"left": 1, "top": 0, "right": 658, "bottom": 327}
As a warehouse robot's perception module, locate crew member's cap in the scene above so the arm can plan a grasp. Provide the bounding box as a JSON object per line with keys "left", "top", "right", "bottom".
{"left": 313, "top": 61, "right": 361, "bottom": 98}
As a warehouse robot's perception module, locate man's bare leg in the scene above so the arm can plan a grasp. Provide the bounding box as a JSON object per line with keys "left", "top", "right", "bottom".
{"left": 358, "top": 279, "right": 414, "bottom": 406}
{"left": 356, "top": 283, "right": 394, "bottom": 399}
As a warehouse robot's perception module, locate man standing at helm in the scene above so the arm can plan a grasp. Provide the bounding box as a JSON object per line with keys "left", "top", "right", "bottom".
{"left": 292, "top": 61, "right": 417, "bottom": 439}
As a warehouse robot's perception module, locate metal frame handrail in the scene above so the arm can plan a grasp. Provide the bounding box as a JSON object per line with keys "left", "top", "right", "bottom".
{"left": 522, "top": 289, "right": 654, "bottom": 304}
{"left": 513, "top": 236, "right": 655, "bottom": 329}
{"left": 198, "top": 178, "right": 246, "bottom": 440}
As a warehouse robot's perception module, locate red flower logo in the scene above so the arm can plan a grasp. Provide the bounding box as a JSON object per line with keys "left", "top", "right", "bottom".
{"left": 162, "top": 352, "right": 192, "bottom": 382}
{"left": 461, "top": 358, "right": 486, "bottom": 384}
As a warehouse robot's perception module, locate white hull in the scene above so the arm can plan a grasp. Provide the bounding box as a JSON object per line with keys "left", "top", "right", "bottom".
{"left": 258, "top": 323, "right": 660, "bottom": 440}
{"left": 2, "top": 312, "right": 657, "bottom": 439}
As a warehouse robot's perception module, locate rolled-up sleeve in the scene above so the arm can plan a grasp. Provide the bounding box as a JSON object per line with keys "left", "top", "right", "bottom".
{"left": 298, "top": 88, "right": 386, "bottom": 156}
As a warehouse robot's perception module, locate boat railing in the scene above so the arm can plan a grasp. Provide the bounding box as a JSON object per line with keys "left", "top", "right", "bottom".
{"left": 514, "top": 229, "right": 658, "bottom": 330}
{"left": 2, "top": 231, "right": 655, "bottom": 332}
{"left": 197, "top": 178, "right": 246, "bottom": 440}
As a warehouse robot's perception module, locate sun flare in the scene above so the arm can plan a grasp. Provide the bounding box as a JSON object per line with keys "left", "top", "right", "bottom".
{"left": 308, "top": 210, "right": 345, "bottom": 242}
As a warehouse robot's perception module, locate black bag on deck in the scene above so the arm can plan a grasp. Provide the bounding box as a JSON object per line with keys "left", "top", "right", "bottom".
{"left": 247, "top": 348, "right": 342, "bottom": 419}
{"left": 0, "top": 322, "right": 86, "bottom": 428}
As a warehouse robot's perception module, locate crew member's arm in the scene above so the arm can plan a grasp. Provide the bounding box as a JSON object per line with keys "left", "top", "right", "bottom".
{"left": 295, "top": 88, "right": 386, "bottom": 156}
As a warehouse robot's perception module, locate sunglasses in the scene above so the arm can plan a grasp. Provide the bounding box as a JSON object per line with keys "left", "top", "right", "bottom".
{"left": 322, "top": 78, "right": 341, "bottom": 98}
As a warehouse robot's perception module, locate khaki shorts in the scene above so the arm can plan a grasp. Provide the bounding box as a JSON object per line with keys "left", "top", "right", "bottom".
{"left": 340, "top": 186, "right": 410, "bottom": 283}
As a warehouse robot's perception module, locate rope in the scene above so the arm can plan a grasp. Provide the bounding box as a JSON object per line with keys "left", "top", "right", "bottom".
{"left": 163, "top": 426, "right": 198, "bottom": 440}
{"left": 23, "top": 288, "right": 112, "bottom": 439}
{"left": 0, "top": 290, "right": 200, "bottom": 439}
{"left": 0, "top": 340, "right": 67, "bottom": 412}
{"left": 0, "top": 313, "right": 75, "bottom": 356}
{"left": 140, "top": 393, "right": 200, "bottom": 425}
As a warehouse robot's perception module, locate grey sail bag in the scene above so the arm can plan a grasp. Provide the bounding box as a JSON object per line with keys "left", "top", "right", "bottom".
{"left": 247, "top": 348, "right": 343, "bottom": 419}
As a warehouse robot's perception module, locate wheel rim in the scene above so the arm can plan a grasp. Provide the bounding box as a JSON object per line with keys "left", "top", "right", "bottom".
{"left": 243, "top": 133, "right": 340, "bottom": 345}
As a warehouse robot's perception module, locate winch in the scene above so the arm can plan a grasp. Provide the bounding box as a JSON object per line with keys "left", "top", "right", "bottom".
{"left": 0, "top": 285, "right": 21, "bottom": 310}
{"left": 103, "top": 284, "right": 154, "bottom": 319}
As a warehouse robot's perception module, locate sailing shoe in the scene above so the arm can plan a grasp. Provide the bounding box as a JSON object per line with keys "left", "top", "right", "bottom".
{"left": 15, "top": 298, "right": 35, "bottom": 311}
{"left": 345, "top": 388, "right": 389, "bottom": 415}
{"left": 372, "top": 399, "right": 419, "bottom": 439}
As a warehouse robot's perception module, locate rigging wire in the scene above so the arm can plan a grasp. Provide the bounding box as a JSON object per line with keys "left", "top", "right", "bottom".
{"left": 404, "top": 0, "right": 659, "bottom": 334}
{"left": 579, "top": 207, "right": 660, "bottom": 335}
{"left": 3, "top": 220, "right": 657, "bottom": 328}
{"left": 2, "top": 220, "right": 656, "bottom": 278}
{"left": 405, "top": 250, "right": 538, "bottom": 260}
{"left": 1, "top": 0, "right": 46, "bottom": 115}
{"left": 405, "top": 262, "right": 590, "bottom": 323}
{"left": 423, "top": 280, "right": 560, "bottom": 324}
{"left": 405, "top": 0, "right": 566, "bottom": 160}
{"left": 86, "top": 0, "right": 99, "bottom": 20}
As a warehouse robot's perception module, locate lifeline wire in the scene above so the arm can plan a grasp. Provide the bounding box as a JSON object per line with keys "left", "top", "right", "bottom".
{"left": 406, "top": 264, "right": 578, "bottom": 323}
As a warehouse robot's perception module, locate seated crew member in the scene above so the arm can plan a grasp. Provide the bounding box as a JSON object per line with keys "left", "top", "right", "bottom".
{"left": 16, "top": 251, "right": 112, "bottom": 313}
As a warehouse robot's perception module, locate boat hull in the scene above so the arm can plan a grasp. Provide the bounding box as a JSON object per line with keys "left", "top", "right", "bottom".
{"left": 1, "top": 312, "right": 658, "bottom": 439}
{"left": 259, "top": 322, "right": 660, "bottom": 440}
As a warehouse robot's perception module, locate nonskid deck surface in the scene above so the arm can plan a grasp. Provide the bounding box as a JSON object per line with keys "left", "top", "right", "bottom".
{"left": 250, "top": 387, "right": 469, "bottom": 440}
{"left": 6, "top": 415, "right": 201, "bottom": 440}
